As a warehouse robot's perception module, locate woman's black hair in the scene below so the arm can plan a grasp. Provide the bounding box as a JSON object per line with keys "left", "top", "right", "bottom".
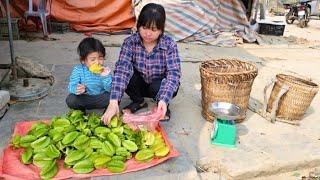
{"left": 77, "top": 37, "right": 105, "bottom": 61}
{"left": 137, "top": 3, "right": 166, "bottom": 32}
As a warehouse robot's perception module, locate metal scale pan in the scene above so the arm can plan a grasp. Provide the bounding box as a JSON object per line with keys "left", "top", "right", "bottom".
{"left": 210, "top": 102, "right": 241, "bottom": 121}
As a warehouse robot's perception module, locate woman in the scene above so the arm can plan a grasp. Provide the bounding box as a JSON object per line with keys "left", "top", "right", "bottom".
{"left": 102, "top": 3, "right": 181, "bottom": 124}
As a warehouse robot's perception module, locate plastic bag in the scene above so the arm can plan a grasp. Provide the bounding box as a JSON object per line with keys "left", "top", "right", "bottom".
{"left": 122, "top": 108, "right": 163, "bottom": 132}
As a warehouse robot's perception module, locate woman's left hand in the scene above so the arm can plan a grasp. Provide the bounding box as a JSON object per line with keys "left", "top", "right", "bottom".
{"left": 157, "top": 100, "right": 167, "bottom": 118}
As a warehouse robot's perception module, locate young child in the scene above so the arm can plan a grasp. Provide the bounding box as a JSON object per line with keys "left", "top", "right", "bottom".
{"left": 66, "top": 37, "right": 112, "bottom": 111}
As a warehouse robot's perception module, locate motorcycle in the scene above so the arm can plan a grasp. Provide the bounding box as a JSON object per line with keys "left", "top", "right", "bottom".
{"left": 283, "top": 0, "right": 312, "bottom": 28}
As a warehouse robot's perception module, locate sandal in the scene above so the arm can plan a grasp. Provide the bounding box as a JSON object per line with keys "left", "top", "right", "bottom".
{"left": 160, "top": 109, "right": 171, "bottom": 121}
{"left": 123, "top": 101, "right": 148, "bottom": 113}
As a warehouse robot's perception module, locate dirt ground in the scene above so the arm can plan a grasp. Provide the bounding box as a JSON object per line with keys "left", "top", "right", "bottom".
{"left": 241, "top": 15, "right": 320, "bottom": 84}
{"left": 240, "top": 16, "right": 320, "bottom": 180}
{"left": 1, "top": 15, "right": 320, "bottom": 180}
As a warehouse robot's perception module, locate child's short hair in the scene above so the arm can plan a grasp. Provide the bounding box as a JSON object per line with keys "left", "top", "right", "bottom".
{"left": 77, "top": 37, "right": 105, "bottom": 61}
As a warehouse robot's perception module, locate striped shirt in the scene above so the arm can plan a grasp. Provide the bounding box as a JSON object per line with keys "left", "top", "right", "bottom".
{"left": 111, "top": 32, "right": 181, "bottom": 104}
{"left": 68, "top": 64, "right": 112, "bottom": 95}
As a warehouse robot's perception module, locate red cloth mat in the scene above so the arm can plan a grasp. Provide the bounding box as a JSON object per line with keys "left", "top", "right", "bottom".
{"left": 0, "top": 120, "right": 179, "bottom": 180}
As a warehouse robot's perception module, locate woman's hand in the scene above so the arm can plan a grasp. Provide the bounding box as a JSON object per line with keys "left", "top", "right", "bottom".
{"left": 157, "top": 100, "right": 167, "bottom": 119}
{"left": 101, "top": 100, "right": 119, "bottom": 125}
{"left": 100, "top": 66, "right": 111, "bottom": 77}
{"left": 76, "top": 84, "right": 86, "bottom": 95}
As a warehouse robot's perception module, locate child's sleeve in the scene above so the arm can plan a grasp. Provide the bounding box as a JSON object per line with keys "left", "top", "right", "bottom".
{"left": 68, "top": 66, "right": 81, "bottom": 94}
{"left": 101, "top": 74, "right": 112, "bottom": 92}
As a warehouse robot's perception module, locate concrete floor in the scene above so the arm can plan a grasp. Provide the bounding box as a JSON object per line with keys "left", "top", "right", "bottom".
{"left": 0, "top": 24, "right": 320, "bottom": 180}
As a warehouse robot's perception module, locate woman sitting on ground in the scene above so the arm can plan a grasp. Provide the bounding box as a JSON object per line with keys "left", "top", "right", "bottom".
{"left": 101, "top": 3, "right": 181, "bottom": 124}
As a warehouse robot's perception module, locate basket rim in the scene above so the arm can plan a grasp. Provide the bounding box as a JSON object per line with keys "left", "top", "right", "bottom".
{"left": 200, "top": 59, "right": 258, "bottom": 76}
{"left": 277, "top": 74, "right": 319, "bottom": 89}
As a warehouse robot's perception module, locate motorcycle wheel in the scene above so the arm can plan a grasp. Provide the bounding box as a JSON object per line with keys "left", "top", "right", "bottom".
{"left": 299, "top": 19, "right": 307, "bottom": 28}
{"left": 285, "top": 13, "right": 294, "bottom": 24}
{"left": 306, "top": 8, "right": 311, "bottom": 23}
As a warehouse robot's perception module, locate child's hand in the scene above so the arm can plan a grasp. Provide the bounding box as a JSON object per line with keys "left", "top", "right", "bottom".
{"left": 100, "top": 66, "right": 111, "bottom": 77}
{"left": 76, "top": 84, "right": 86, "bottom": 95}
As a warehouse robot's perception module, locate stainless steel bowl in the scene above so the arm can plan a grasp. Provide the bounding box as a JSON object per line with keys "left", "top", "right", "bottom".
{"left": 210, "top": 102, "right": 241, "bottom": 120}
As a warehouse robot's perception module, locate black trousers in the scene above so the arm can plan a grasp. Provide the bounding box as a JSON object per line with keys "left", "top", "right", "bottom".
{"left": 66, "top": 91, "right": 110, "bottom": 110}
{"left": 125, "top": 69, "right": 178, "bottom": 104}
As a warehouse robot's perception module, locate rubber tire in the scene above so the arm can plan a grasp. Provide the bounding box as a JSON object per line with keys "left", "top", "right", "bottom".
{"left": 306, "top": 7, "right": 311, "bottom": 23}
{"left": 299, "top": 19, "right": 307, "bottom": 28}
{"left": 285, "top": 13, "right": 294, "bottom": 24}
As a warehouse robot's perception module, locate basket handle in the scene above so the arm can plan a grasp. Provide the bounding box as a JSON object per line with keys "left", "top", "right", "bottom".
{"left": 262, "top": 79, "right": 275, "bottom": 116}
{"left": 263, "top": 78, "right": 289, "bottom": 123}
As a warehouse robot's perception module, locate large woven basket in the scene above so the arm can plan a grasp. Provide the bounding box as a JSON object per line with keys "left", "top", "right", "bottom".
{"left": 200, "top": 59, "right": 258, "bottom": 122}
{"left": 267, "top": 74, "right": 319, "bottom": 120}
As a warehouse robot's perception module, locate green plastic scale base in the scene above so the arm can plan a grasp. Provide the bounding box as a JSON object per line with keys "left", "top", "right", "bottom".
{"left": 211, "top": 119, "right": 236, "bottom": 148}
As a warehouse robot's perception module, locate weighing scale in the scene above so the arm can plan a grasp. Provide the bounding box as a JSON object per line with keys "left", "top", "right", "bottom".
{"left": 210, "top": 102, "right": 241, "bottom": 148}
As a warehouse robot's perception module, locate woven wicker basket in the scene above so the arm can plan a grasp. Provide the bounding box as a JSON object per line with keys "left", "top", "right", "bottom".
{"left": 200, "top": 59, "right": 258, "bottom": 123}
{"left": 267, "top": 74, "right": 319, "bottom": 120}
